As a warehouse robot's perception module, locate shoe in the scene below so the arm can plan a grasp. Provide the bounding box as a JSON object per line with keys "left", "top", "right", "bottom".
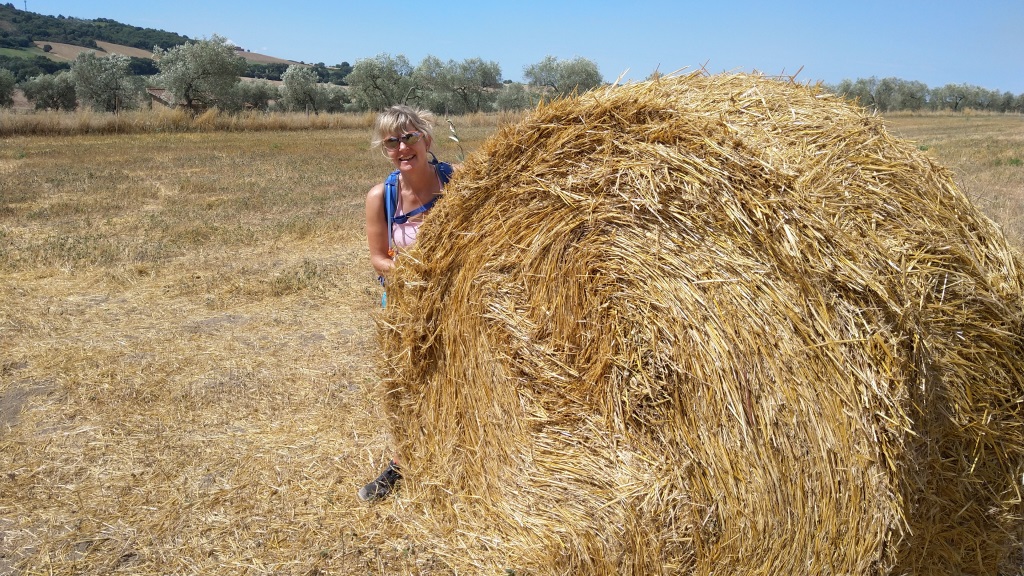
{"left": 358, "top": 461, "right": 402, "bottom": 501}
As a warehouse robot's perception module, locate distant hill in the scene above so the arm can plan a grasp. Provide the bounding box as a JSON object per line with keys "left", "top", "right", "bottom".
{"left": 30, "top": 38, "right": 298, "bottom": 66}
{"left": 0, "top": 4, "right": 305, "bottom": 82}
{"left": 32, "top": 40, "right": 154, "bottom": 62}
{"left": 0, "top": 3, "right": 190, "bottom": 50}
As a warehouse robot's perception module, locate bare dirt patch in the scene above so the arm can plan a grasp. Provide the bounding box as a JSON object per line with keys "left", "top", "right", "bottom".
{"left": 9, "top": 87, "right": 31, "bottom": 111}
{"left": 0, "top": 379, "right": 52, "bottom": 437}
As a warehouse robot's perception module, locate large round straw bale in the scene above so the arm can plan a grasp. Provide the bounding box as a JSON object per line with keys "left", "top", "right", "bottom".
{"left": 378, "top": 72, "right": 1024, "bottom": 575}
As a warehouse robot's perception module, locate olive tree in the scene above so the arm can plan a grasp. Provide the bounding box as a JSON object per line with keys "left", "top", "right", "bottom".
{"left": 0, "top": 68, "right": 15, "bottom": 107}
{"left": 524, "top": 56, "right": 602, "bottom": 99}
{"left": 70, "top": 52, "right": 143, "bottom": 112}
{"left": 968, "top": 87, "right": 1001, "bottom": 111}
{"left": 280, "top": 64, "right": 322, "bottom": 113}
{"left": 495, "top": 82, "right": 538, "bottom": 111}
{"left": 931, "top": 83, "right": 972, "bottom": 112}
{"left": 219, "top": 79, "right": 278, "bottom": 113}
{"left": 873, "top": 77, "right": 902, "bottom": 112}
{"left": 860, "top": 77, "right": 928, "bottom": 112}
{"left": 996, "top": 91, "right": 1019, "bottom": 113}
{"left": 153, "top": 35, "right": 246, "bottom": 111}
{"left": 345, "top": 53, "right": 415, "bottom": 111}
{"left": 832, "top": 77, "right": 879, "bottom": 110}
{"left": 450, "top": 57, "right": 501, "bottom": 112}
{"left": 1011, "top": 93, "right": 1024, "bottom": 113}
{"left": 320, "top": 84, "right": 350, "bottom": 113}
{"left": 20, "top": 70, "right": 77, "bottom": 110}
{"left": 411, "top": 55, "right": 446, "bottom": 110}
{"left": 893, "top": 80, "right": 928, "bottom": 112}
{"left": 414, "top": 56, "right": 502, "bottom": 114}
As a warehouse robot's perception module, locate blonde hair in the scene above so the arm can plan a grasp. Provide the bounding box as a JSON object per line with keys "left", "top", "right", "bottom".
{"left": 372, "top": 105, "right": 436, "bottom": 149}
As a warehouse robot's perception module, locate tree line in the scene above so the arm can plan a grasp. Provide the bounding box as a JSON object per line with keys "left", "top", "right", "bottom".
{"left": 1, "top": 34, "right": 1021, "bottom": 115}
{"left": 0, "top": 37, "right": 605, "bottom": 114}
{"left": 826, "top": 77, "right": 1024, "bottom": 114}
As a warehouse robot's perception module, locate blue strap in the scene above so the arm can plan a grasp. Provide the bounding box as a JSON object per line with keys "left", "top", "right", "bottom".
{"left": 392, "top": 196, "right": 437, "bottom": 224}
{"left": 434, "top": 159, "right": 453, "bottom": 185}
{"left": 384, "top": 170, "right": 400, "bottom": 253}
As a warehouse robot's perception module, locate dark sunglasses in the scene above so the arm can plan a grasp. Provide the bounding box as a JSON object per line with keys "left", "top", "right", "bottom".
{"left": 382, "top": 131, "right": 423, "bottom": 150}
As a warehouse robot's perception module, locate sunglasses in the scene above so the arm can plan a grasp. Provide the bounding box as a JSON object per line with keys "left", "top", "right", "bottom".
{"left": 382, "top": 131, "right": 423, "bottom": 150}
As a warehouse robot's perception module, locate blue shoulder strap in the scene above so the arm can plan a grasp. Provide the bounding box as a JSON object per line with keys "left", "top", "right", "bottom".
{"left": 435, "top": 159, "right": 453, "bottom": 186}
{"left": 384, "top": 170, "right": 401, "bottom": 252}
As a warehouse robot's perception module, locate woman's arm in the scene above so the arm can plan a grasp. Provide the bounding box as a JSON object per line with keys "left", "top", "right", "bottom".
{"left": 365, "top": 183, "right": 393, "bottom": 277}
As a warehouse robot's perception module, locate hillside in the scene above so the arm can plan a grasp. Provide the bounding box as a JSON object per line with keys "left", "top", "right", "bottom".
{"left": 0, "top": 4, "right": 304, "bottom": 82}
{"left": 1, "top": 3, "right": 299, "bottom": 64}
{"left": 30, "top": 39, "right": 298, "bottom": 66}
{"left": 0, "top": 3, "right": 190, "bottom": 50}
{"left": 32, "top": 40, "right": 153, "bottom": 61}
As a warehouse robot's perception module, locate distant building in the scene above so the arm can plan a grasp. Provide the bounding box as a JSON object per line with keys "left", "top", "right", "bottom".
{"left": 146, "top": 87, "right": 173, "bottom": 108}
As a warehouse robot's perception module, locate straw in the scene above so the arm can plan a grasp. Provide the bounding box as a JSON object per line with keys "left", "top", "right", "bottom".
{"left": 378, "top": 72, "right": 1024, "bottom": 575}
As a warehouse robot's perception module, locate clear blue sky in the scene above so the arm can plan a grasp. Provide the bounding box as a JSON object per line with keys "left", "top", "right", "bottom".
{"left": 25, "top": 0, "right": 1024, "bottom": 94}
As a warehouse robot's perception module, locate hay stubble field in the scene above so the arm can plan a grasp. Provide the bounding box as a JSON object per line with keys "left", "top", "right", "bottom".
{"left": 1, "top": 108, "right": 1022, "bottom": 574}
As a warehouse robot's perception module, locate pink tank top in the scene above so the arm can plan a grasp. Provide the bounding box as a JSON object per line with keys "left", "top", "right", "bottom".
{"left": 391, "top": 194, "right": 424, "bottom": 249}
{"left": 392, "top": 218, "right": 422, "bottom": 249}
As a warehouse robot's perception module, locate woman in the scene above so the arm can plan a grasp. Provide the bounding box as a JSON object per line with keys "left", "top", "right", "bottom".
{"left": 359, "top": 105, "right": 455, "bottom": 501}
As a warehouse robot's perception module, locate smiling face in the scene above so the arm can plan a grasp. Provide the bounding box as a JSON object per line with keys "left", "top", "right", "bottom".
{"left": 384, "top": 126, "right": 432, "bottom": 173}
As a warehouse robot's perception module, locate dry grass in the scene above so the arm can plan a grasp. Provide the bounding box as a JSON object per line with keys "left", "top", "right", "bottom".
{"left": 0, "top": 97, "right": 1021, "bottom": 575}
{"left": 883, "top": 112, "right": 1024, "bottom": 247}
{"left": 0, "top": 109, "right": 534, "bottom": 138}
{"left": 0, "top": 108, "right": 379, "bottom": 137}
{"left": 0, "top": 119, "right": 494, "bottom": 575}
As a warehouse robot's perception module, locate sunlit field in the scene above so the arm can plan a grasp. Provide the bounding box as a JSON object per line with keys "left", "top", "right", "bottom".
{"left": 883, "top": 112, "right": 1024, "bottom": 247}
{"left": 1, "top": 109, "right": 1021, "bottom": 574}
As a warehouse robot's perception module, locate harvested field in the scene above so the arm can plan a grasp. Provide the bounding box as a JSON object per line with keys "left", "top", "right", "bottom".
{"left": 236, "top": 51, "right": 299, "bottom": 65}
{"left": 382, "top": 74, "right": 1024, "bottom": 575}
{"left": 884, "top": 113, "right": 1024, "bottom": 248}
{"left": 0, "top": 123, "right": 487, "bottom": 575}
{"left": 29, "top": 40, "right": 153, "bottom": 62}
{"left": 0, "top": 96, "right": 1021, "bottom": 575}
{"left": 30, "top": 40, "right": 102, "bottom": 61}
{"left": 95, "top": 40, "right": 154, "bottom": 59}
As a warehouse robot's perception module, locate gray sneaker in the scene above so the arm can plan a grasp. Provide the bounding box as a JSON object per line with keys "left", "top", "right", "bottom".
{"left": 358, "top": 461, "right": 401, "bottom": 501}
